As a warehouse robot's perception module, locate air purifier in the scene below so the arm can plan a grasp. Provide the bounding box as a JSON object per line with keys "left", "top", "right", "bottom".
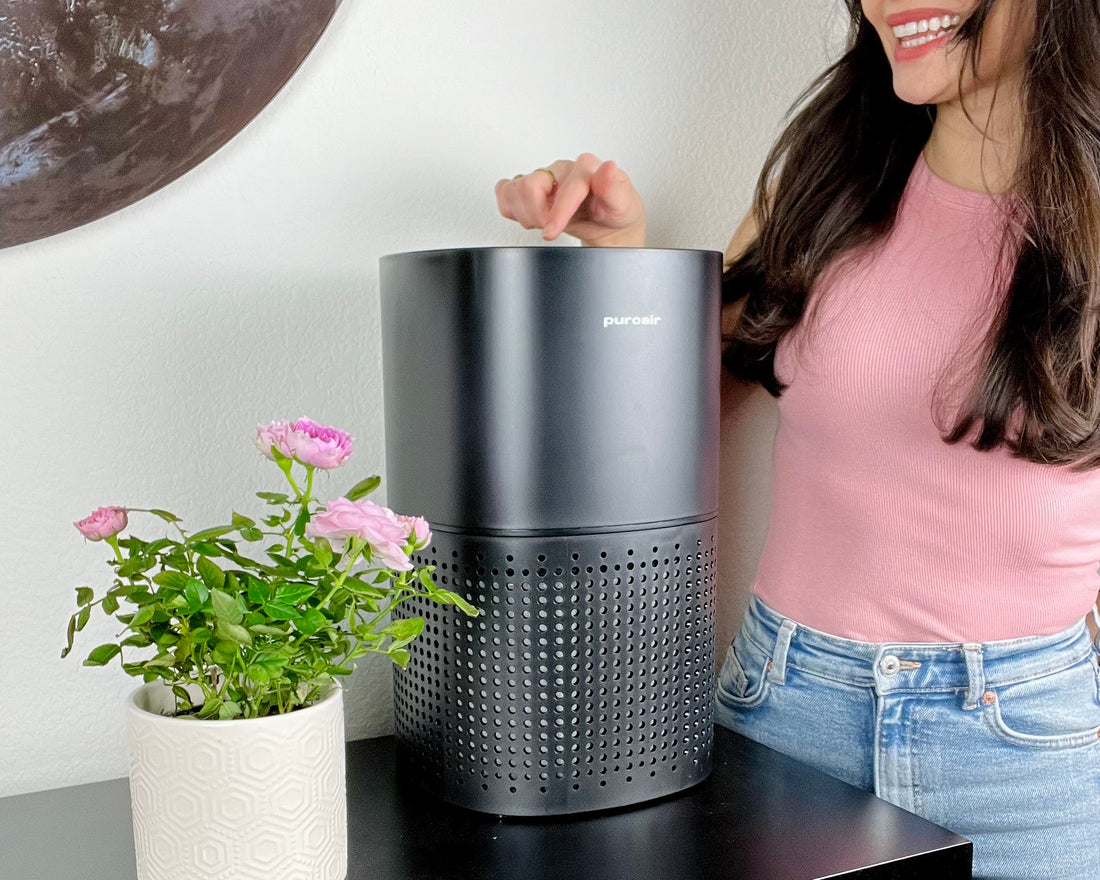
{"left": 380, "top": 246, "right": 720, "bottom": 816}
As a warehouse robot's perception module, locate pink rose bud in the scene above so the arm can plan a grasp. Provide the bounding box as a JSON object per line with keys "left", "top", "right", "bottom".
{"left": 286, "top": 417, "right": 354, "bottom": 469}
{"left": 74, "top": 506, "right": 128, "bottom": 541}
{"left": 255, "top": 420, "right": 295, "bottom": 461}
{"left": 397, "top": 514, "right": 432, "bottom": 551}
{"left": 305, "top": 497, "right": 412, "bottom": 571}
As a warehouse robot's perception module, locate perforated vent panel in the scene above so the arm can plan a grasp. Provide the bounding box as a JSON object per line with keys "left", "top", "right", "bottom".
{"left": 392, "top": 520, "right": 717, "bottom": 816}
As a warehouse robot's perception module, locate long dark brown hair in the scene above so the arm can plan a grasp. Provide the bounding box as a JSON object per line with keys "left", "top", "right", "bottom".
{"left": 723, "top": 0, "right": 1100, "bottom": 469}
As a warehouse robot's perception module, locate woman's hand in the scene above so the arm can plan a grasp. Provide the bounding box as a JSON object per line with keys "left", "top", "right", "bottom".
{"left": 495, "top": 152, "right": 646, "bottom": 247}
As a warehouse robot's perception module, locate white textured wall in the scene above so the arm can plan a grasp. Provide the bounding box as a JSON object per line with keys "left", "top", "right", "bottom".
{"left": 0, "top": 0, "right": 842, "bottom": 797}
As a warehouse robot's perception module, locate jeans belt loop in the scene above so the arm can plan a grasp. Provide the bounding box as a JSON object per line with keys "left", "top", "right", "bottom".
{"left": 768, "top": 619, "right": 797, "bottom": 685}
{"left": 962, "top": 643, "right": 986, "bottom": 710}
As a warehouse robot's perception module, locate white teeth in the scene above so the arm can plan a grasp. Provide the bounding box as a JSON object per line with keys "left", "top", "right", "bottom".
{"left": 891, "top": 13, "right": 960, "bottom": 41}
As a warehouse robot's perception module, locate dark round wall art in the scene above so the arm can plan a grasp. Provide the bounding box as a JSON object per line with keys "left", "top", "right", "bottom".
{"left": 0, "top": 0, "right": 340, "bottom": 249}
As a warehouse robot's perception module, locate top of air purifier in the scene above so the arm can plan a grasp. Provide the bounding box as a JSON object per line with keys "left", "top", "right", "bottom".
{"left": 379, "top": 246, "right": 721, "bottom": 534}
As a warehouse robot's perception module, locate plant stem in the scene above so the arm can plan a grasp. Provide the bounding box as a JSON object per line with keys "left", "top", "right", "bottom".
{"left": 106, "top": 535, "right": 124, "bottom": 564}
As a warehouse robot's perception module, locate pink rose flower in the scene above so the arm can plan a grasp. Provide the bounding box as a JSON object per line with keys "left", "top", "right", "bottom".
{"left": 306, "top": 498, "right": 412, "bottom": 571}
{"left": 255, "top": 417, "right": 354, "bottom": 469}
{"left": 397, "top": 514, "right": 432, "bottom": 551}
{"left": 74, "top": 506, "right": 128, "bottom": 541}
{"left": 255, "top": 420, "right": 295, "bottom": 461}
{"left": 287, "top": 417, "right": 354, "bottom": 469}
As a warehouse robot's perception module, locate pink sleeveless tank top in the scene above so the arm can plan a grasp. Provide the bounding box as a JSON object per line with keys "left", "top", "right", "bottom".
{"left": 752, "top": 154, "right": 1100, "bottom": 642}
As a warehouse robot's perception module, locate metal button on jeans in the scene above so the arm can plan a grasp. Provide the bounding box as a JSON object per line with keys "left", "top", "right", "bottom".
{"left": 879, "top": 655, "right": 901, "bottom": 676}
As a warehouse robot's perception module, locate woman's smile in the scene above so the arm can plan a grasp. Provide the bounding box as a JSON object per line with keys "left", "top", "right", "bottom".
{"left": 888, "top": 9, "right": 962, "bottom": 60}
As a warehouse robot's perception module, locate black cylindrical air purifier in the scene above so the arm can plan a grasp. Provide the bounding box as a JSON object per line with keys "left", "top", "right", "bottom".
{"left": 380, "top": 246, "right": 721, "bottom": 816}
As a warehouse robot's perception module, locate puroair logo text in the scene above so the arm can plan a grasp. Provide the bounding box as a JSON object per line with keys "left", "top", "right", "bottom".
{"left": 602, "top": 314, "right": 662, "bottom": 328}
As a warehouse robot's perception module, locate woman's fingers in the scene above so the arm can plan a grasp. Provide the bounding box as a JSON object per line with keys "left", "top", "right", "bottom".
{"left": 495, "top": 160, "right": 570, "bottom": 231}
{"left": 496, "top": 153, "right": 643, "bottom": 244}
{"left": 542, "top": 153, "right": 602, "bottom": 240}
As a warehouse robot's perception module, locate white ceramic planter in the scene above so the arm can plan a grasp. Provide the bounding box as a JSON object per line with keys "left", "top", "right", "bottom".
{"left": 126, "top": 683, "right": 347, "bottom": 880}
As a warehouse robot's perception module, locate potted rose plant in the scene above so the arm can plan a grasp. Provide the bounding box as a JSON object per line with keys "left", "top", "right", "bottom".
{"left": 63, "top": 418, "right": 477, "bottom": 880}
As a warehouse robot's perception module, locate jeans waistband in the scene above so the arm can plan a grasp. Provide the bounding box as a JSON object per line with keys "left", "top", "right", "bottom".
{"left": 741, "top": 595, "right": 1095, "bottom": 700}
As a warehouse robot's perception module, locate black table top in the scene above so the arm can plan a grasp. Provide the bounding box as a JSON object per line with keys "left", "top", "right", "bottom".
{"left": 3, "top": 726, "right": 970, "bottom": 880}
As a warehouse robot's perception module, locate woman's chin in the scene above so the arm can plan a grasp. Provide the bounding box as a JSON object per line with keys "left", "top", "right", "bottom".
{"left": 890, "top": 75, "right": 947, "bottom": 107}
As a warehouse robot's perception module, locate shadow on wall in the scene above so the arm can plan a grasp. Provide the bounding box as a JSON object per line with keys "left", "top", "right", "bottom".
{"left": 716, "top": 370, "right": 778, "bottom": 660}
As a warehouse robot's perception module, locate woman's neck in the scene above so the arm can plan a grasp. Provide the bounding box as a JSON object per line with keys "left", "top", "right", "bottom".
{"left": 923, "top": 77, "right": 1025, "bottom": 194}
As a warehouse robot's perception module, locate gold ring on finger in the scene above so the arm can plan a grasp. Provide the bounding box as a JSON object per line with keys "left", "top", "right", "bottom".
{"left": 535, "top": 167, "right": 557, "bottom": 187}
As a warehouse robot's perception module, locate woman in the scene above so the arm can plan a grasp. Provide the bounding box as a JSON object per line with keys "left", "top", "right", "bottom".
{"left": 494, "top": 2, "right": 1100, "bottom": 878}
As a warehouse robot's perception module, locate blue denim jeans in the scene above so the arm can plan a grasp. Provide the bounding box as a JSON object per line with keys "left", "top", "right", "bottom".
{"left": 714, "top": 596, "right": 1100, "bottom": 880}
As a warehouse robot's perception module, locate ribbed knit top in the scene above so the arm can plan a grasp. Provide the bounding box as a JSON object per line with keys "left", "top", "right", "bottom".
{"left": 752, "top": 153, "right": 1100, "bottom": 643}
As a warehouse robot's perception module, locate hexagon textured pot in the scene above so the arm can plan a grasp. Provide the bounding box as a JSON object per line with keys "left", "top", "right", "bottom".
{"left": 125, "top": 682, "right": 346, "bottom": 880}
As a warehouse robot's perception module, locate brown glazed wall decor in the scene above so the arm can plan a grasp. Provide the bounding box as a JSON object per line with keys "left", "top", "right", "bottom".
{"left": 0, "top": 0, "right": 339, "bottom": 249}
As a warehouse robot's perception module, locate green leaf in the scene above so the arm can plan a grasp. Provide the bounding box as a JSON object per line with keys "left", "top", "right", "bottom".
{"left": 381, "top": 617, "right": 425, "bottom": 647}
{"left": 101, "top": 594, "right": 120, "bottom": 615}
{"left": 240, "top": 528, "right": 264, "bottom": 542}
{"left": 184, "top": 578, "right": 210, "bottom": 613}
{"left": 295, "top": 608, "right": 328, "bottom": 636}
{"left": 75, "top": 586, "right": 94, "bottom": 606}
{"left": 171, "top": 686, "right": 194, "bottom": 711}
{"left": 344, "top": 577, "right": 386, "bottom": 600}
{"left": 191, "top": 627, "right": 213, "bottom": 643}
{"left": 246, "top": 576, "right": 272, "bottom": 605}
{"left": 192, "top": 541, "right": 227, "bottom": 557}
{"left": 142, "top": 654, "right": 175, "bottom": 668}
{"left": 148, "top": 509, "right": 182, "bottom": 523}
{"left": 262, "top": 602, "right": 300, "bottom": 621}
{"left": 432, "top": 589, "right": 481, "bottom": 617}
{"left": 126, "top": 588, "right": 155, "bottom": 605}
{"left": 292, "top": 506, "right": 310, "bottom": 538}
{"left": 266, "top": 552, "right": 297, "bottom": 570}
{"left": 130, "top": 606, "right": 156, "bottom": 627}
{"left": 189, "top": 525, "right": 236, "bottom": 543}
{"left": 219, "top": 701, "right": 242, "bottom": 720}
{"left": 117, "top": 557, "right": 155, "bottom": 578}
{"left": 196, "top": 557, "right": 225, "bottom": 591}
{"left": 313, "top": 537, "right": 333, "bottom": 567}
{"left": 217, "top": 621, "right": 252, "bottom": 645}
{"left": 345, "top": 474, "right": 381, "bottom": 502}
{"left": 232, "top": 511, "right": 256, "bottom": 530}
{"left": 153, "top": 571, "right": 191, "bottom": 590}
{"left": 245, "top": 663, "right": 273, "bottom": 684}
{"left": 249, "top": 624, "right": 289, "bottom": 637}
{"left": 274, "top": 583, "right": 316, "bottom": 606}
{"left": 389, "top": 648, "right": 411, "bottom": 669}
{"left": 211, "top": 641, "right": 237, "bottom": 665}
{"left": 84, "top": 644, "right": 121, "bottom": 666}
{"left": 416, "top": 568, "right": 436, "bottom": 590}
{"left": 75, "top": 606, "right": 91, "bottom": 632}
{"left": 211, "top": 589, "right": 244, "bottom": 625}
{"left": 61, "top": 615, "right": 77, "bottom": 658}
{"left": 257, "top": 491, "right": 290, "bottom": 505}
{"left": 121, "top": 634, "right": 153, "bottom": 648}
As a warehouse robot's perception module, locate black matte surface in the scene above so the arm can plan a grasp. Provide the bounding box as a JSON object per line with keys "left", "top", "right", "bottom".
{"left": 348, "top": 726, "right": 972, "bottom": 880}
{"left": 0, "top": 726, "right": 970, "bottom": 879}
{"left": 379, "top": 246, "right": 722, "bottom": 533}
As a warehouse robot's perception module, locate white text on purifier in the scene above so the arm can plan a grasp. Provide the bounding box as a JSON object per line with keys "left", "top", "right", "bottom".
{"left": 602, "top": 315, "right": 662, "bottom": 328}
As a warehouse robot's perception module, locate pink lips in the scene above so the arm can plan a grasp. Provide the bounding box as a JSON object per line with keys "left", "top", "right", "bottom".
{"left": 886, "top": 7, "right": 958, "bottom": 63}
